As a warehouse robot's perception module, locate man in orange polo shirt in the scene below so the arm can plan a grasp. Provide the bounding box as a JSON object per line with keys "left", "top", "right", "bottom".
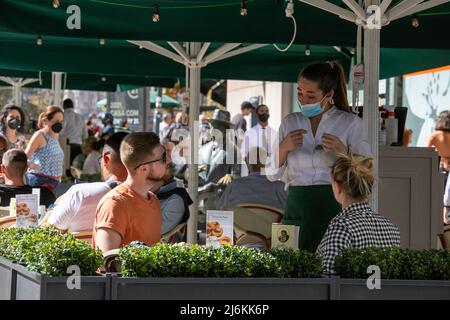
{"left": 93, "top": 132, "right": 170, "bottom": 251}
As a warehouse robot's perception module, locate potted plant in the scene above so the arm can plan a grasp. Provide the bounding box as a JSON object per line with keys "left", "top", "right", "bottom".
{"left": 0, "top": 227, "right": 108, "bottom": 300}
{"left": 110, "top": 243, "right": 334, "bottom": 300}
{"left": 334, "top": 247, "right": 450, "bottom": 300}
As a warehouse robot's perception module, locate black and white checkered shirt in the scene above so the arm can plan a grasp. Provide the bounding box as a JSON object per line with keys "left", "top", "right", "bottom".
{"left": 316, "top": 202, "right": 401, "bottom": 274}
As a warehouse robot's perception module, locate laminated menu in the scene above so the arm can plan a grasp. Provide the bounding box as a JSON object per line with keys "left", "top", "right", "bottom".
{"left": 271, "top": 223, "right": 300, "bottom": 250}
{"left": 206, "top": 210, "right": 234, "bottom": 248}
{"left": 15, "top": 194, "right": 39, "bottom": 227}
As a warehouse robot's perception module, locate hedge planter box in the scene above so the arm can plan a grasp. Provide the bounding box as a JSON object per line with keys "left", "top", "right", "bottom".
{"left": 0, "top": 257, "right": 15, "bottom": 300}
{"left": 110, "top": 276, "right": 335, "bottom": 300}
{"left": 336, "top": 278, "right": 450, "bottom": 300}
{"left": 0, "top": 257, "right": 110, "bottom": 300}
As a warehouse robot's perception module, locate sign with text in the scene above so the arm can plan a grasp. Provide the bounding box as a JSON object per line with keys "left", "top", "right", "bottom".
{"left": 206, "top": 210, "right": 234, "bottom": 248}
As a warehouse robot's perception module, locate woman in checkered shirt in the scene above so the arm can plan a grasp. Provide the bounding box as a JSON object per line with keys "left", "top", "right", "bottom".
{"left": 316, "top": 154, "right": 401, "bottom": 274}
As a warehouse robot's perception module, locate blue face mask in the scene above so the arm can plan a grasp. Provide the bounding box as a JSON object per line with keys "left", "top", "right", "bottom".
{"left": 297, "top": 96, "right": 327, "bottom": 118}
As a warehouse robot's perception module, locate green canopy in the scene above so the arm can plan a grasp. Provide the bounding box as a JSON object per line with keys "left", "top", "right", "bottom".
{"left": 96, "top": 92, "right": 180, "bottom": 108}
{"left": 0, "top": 68, "right": 179, "bottom": 91}
{"left": 0, "top": 0, "right": 449, "bottom": 49}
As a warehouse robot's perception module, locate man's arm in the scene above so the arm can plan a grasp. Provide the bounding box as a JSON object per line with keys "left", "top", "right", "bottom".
{"left": 95, "top": 228, "right": 122, "bottom": 252}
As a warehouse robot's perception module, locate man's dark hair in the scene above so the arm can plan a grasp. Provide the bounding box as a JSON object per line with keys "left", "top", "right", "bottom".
{"left": 241, "top": 101, "right": 253, "bottom": 110}
{"left": 435, "top": 111, "right": 450, "bottom": 131}
{"left": 256, "top": 104, "right": 269, "bottom": 113}
{"left": 63, "top": 98, "right": 74, "bottom": 110}
{"left": 2, "top": 149, "right": 28, "bottom": 177}
{"left": 103, "top": 132, "right": 129, "bottom": 164}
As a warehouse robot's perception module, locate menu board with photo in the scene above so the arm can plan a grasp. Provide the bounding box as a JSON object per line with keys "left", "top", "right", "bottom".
{"left": 15, "top": 194, "right": 39, "bottom": 228}
{"left": 206, "top": 210, "right": 234, "bottom": 248}
{"left": 271, "top": 223, "right": 300, "bottom": 250}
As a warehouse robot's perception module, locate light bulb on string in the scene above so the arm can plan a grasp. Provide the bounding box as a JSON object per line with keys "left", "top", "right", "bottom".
{"left": 350, "top": 47, "right": 355, "bottom": 55}
{"left": 152, "top": 4, "right": 160, "bottom": 22}
{"left": 99, "top": 38, "right": 106, "bottom": 45}
{"left": 37, "top": 36, "right": 43, "bottom": 46}
{"left": 101, "top": 77, "right": 107, "bottom": 82}
{"left": 411, "top": 14, "right": 419, "bottom": 28}
{"left": 240, "top": 0, "right": 247, "bottom": 16}
{"left": 139, "top": 45, "right": 144, "bottom": 49}
{"left": 52, "top": 0, "right": 60, "bottom": 8}
{"left": 305, "top": 45, "right": 311, "bottom": 56}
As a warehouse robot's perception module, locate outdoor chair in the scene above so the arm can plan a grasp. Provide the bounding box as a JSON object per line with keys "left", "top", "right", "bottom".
{"left": 437, "top": 225, "right": 450, "bottom": 251}
{"left": 71, "top": 230, "right": 93, "bottom": 244}
{"left": 0, "top": 216, "right": 16, "bottom": 228}
{"left": 224, "top": 204, "right": 283, "bottom": 249}
{"left": 161, "top": 222, "right": 187, "bottom": 243}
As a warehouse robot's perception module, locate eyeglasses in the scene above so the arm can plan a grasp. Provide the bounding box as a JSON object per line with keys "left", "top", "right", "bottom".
{"left": 134, "top": 150, "right": 167, "bottom": 170}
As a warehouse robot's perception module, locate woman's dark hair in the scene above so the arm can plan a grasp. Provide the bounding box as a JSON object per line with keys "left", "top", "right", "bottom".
{"left": 298, "top": 61, "right": 350, "bottom": 112}
{"left": 0, "top": 104, "right": 26, "bottom": 134}
{"left": 38, "top": 106, "right": 64, "bottom": 129}
{"left": 435, "top": 111, "right": 450, "bottom": 131}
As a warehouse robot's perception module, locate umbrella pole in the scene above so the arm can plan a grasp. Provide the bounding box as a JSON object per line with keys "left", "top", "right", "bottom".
{"left": 187, "top": 42, "right": 202, "bottom": 244}
{"left": 52, "top": 72, "right": 63, "bottom": 107}
{"left": 363, "top": 0, "right": 381, "bottom": 212}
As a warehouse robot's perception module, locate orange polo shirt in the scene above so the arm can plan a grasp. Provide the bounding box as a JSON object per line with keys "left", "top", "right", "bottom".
{"left": 93, "top": 183, "right": 162, "bottom": 249}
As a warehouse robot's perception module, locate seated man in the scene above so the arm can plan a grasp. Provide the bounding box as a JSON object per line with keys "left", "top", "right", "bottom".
{"left": 0, "top": 149, "right": 55, "bottom": 207}
{"left": 153, "top": 164, "right": 193, "bottom": 235}
{"left": 216, "top": 147, "right": 287, "bottom": 210}
{"left": 45, "top": 132, "right": 129, "bottom": 232}
{"left": 93, "top": 132, "right": 169, "bottom": 252}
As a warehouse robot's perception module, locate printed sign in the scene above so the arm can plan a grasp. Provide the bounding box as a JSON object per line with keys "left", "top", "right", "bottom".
{"left": 271, "top": 223, "right": 300, "bottom": 250}
{"left": 15, "top": 194, "right": 39, "bottom": 227}
{"left": 206, "top": 210, "right": 234, "bottom": 248}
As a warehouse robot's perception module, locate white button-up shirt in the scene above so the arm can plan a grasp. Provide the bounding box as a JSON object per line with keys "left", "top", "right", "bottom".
{"left": 240, "top": 123, "right": 278, "bottom": 158}
{"left": 267, "top": 107, "right": 372, "bottom": 188}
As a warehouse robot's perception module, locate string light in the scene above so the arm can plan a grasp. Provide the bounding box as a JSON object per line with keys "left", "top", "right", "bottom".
{"left": 152, "top": 4, "right": 160, "bottom": 22}
{"left": 37, "top": 36, "right": 43, "bottom": 46}
{"left": 350, "top": 47, "right": 355, "bottom": 55}
{"left": 99, "top": 38, "right": 106, "bottom": 45}
{"left": 52, "top": 0, "right": 60, "bottom": 8}
{"left": 101, "top": 77, "right": 107, "bottom": 82}
{"left": 240, "top": 0, "right": 247, "bottom": 16}
{"left": 411, "top": 14, "right": 419, "bottom": 28}
{"left": 139, "top": 45, "right": 144, "bottom": 49}
{"left": 305, "top": 45, "right": 311, "bottom": 56}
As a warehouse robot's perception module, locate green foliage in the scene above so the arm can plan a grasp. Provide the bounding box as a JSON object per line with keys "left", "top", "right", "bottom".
{"left": 334, "top": 247, "right": 450, "bottom": 280}
{"left": 0, "top": 227, "right": 103, "bottom": 277}
{"left": 119, "top": 244, "right": 323, "bottom": 278}
{"left": 269, "top": 248, "right": 323, "bottom": 278}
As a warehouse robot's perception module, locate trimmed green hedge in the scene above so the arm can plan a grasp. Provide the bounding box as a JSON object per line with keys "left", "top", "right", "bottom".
{"left": 0, "top": 227, "right": 103, "bottom": 276}
{"left": 335, "top": 247, "right": 450, "bottom": 280}
{"left": 119, "top": 243, "right": 324, "bottom": 278}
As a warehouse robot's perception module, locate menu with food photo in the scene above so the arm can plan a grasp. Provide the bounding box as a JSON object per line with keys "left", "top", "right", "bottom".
{"left": 206, "top": 210, "right": 234, "bottom": 248}
{"left": 15, "top": 194, "right": 39, "bottom": 227}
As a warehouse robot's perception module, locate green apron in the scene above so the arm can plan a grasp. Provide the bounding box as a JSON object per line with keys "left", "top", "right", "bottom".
{"left": 283, "top": 185, "right": 341, "bottom": 253}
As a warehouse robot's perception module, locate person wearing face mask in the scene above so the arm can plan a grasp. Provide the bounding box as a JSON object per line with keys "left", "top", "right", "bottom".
{"left": 267, "top": 61, "right": 372, "bottom": 253}
{"left": 25, "top": 106, "right": 65, "bottom": 193}
{"left": 0, "top": 104, "right": 27, "bottom": 150}
{"left": 240, "top": 104, "right": 277, "bottom": 176}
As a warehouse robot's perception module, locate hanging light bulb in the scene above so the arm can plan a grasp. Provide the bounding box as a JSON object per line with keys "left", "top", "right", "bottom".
{"left": 37, "top": 36, "right": 43, "bottom": 46}
{"left": 305, "top": 45, "right": 311, "bottom": 56}
{"left": 139, "top": 45, "right": 144, "bottom": 49}
{"left": 411, "top": 14, "right": 419, "bottom": 28}
{"left": 52, "top": 0, "right": 60, "bottom": 8}
{"left": 350, "top": 47, "right": 355, "bottom": 55}
{"left": 152, "top": 4, "right": 160, "bottom": 22}
{"left": 101, "top": 77, "right": 107, "bottom": 82}
{"left": 99, "top": 38, "right": 106, "bottom": 45}
{"left": 240, "top": 0, "right": 247, "bottom": 16}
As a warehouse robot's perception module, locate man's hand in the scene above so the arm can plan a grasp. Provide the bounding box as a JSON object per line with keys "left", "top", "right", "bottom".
{"left": 280, "top": 129, "right": 307, "bottom": 152}
{"left": 218, "top": 174, "right": 234, "bottom": 186}
{"left": 322, "top": 133, "right": 347, "bottom": 155}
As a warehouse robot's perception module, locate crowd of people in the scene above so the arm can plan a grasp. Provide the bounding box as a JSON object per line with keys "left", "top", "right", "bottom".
{"left": 10, "top": 60, "right": 450, "bottom": 273}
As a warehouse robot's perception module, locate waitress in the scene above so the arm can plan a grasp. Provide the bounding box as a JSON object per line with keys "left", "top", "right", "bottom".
{"left": 268, "top": 61, "right": 372, "bottom": 252}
